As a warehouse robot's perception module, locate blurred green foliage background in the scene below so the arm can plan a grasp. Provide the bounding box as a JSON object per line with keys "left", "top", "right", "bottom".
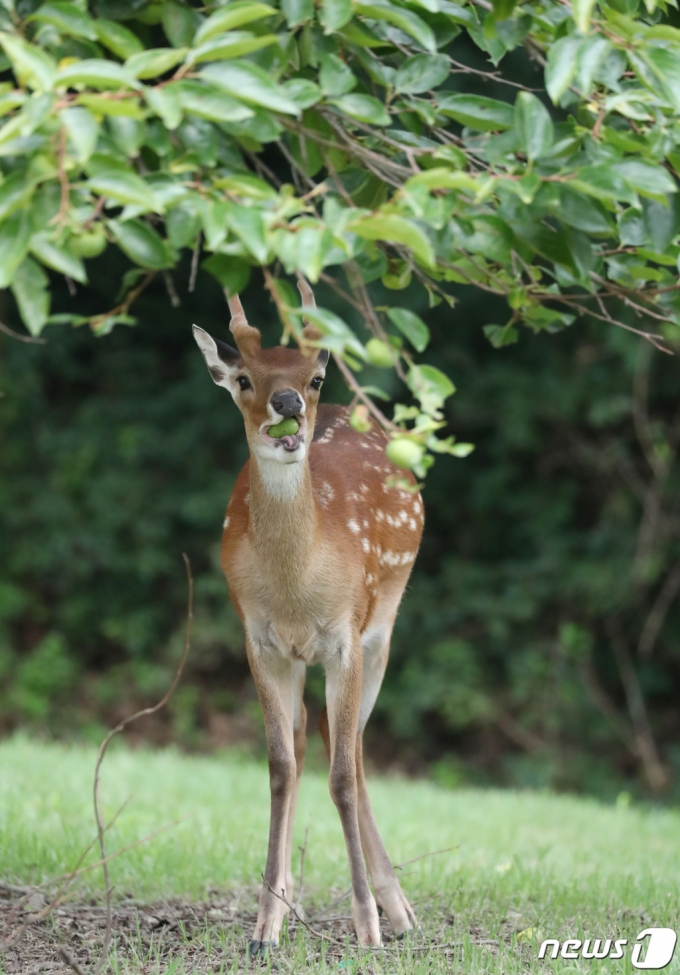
{"left": 2, "top": 242, "right": 679, "bottom": 804}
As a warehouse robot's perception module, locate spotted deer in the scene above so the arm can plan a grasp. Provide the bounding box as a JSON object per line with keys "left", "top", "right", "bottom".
{"left": 192, "top": 280, "right": 424, "bottom": 953}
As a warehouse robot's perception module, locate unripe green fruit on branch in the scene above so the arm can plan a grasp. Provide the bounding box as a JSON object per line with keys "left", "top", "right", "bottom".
{"left": 386, "top": 438, "right": 424, "bottom": 470}
{"left": 268, "top": 417, "right": 300, "bottom": 438}
{"left": 366, "top": 338, "right": 397, "bottom": 368}
{"left": 70, "top": 228, "right": 107, "bottom": 258}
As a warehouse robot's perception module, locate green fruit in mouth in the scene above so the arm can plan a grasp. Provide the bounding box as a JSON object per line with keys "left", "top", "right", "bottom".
{"left": 386, "top": 438, "right": 424, "bottom": 470}
{"left": 268, "top": 417, "right": 300, "bottom": 438}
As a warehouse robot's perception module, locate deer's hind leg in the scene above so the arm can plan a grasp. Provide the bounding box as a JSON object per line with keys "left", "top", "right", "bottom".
{"left": 355, "top": 618, "right": 416, "bottom": 938}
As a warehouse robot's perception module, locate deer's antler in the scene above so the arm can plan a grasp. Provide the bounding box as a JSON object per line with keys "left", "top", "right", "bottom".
{"left": 228, "top": 294, "right": 261, "bottom": 357}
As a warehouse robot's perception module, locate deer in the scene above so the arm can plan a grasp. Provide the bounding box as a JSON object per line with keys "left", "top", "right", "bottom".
{"left": 192, "top": 279, "right": 424, "bottom": 954}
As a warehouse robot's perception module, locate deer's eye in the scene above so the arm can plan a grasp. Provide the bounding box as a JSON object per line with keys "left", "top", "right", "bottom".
{"left": 237, "top": 376, "right": 251, "bottom": 391}
{"left": 310, "top": 377, "right": 323, "bottom": 390}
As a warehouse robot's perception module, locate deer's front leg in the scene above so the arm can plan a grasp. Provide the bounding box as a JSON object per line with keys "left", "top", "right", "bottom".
{"left": 325, "top": 637, "right": 381, "bottom": 948}
{"left": 247, "top": 640, "right": 298, "bottom": 955}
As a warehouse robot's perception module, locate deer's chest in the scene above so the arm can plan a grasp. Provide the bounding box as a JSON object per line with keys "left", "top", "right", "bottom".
{"left": 224, "top": 535, "right": 362, "bottom": 665}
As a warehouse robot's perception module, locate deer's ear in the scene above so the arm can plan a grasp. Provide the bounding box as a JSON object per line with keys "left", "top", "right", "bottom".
{"left": 316, "top": 348, "right": 330, "bottom": 368}
{"left": 193, "top": 325, "right": 240, "bottom": 390}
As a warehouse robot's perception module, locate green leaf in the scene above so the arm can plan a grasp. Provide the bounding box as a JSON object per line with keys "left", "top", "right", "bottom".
{"left": 57, "top": 59, "right": 137, "bottom": 90}
{"left": 125, "top": 47, "right": 187, "bottom": 80}
{"left": 189, "top": 32, "right": 279, "bottom": 64}
{"left": 355, "top": 0, "right": 437, "bottom": 52}
{"left": 437, "top": 93, "right": 514, "bottom": 130}
{"left": 449, "top": 441, "right": 475, "bottom": 457}
{"left": 62, "top": 106, "right": 99, "bottom": 163}
{"left": 29, "top": 232, "right": 87, "bottom": 284}
{"left": 94, "top": 20, "right": 144, "bottom": 59}
{"left": 350, "top": 213, "right": 435, "bottom": 267}
{"left": 545, "top": 35, "right": 581, "bottom": 102}
{"left": 405, "top": 167, "right": 479, "bottom": 194}
{"left": 407, "top": 362, "right": 455, "bottom": 415}
{"left": 570, "top": 164, "right": 638, "bottom": 205}
{"left": 395, "top": 54, "right": 449, "bottom": 94}
{"left": 108, "top": 115, "right": 145, "bottom": 157}
{"left": 320, "top": 53, "right": 356, "bottom": 97}
{"left": 290, "top": 305, "right": 366, "bottom": 358}
{"left": 0, "top": 170, "right": 33, "bottom": 222}
{"left": 642, "top": 196, "right": 680, "bottom": 252}
{"left": 283, "top": 78, "right": 322, "bottom": 109}
{"left": 200, "top": 62, "right": 300, "bottom": 115}
{"left": 320, "top": 0, "right": 353, "bottom": 31}
{"left": 483, "top": 323, "right": 518, "bottom": 347}
{"left": 11, "top": 256, "right": 50, "bottom": 335}
{"left": 282, "top": 0, "right": 313, "bottom": 26}
{"left": 162, "top": 0, "right": 201, "bottom": 47}
{"left": 29, "top": 2, "right": 97, "bottom": 39}
{"left": 613, "top": 160, "right": 677, "bottom": 199}
{"left": 0, "top": 33, "right": 57, "bottom": 92}
{"left": 87, "top": 171, "right": 161, "bottom": 211}
{"left": 108, "top": 218, "right": 173, "bottom": 269}
{"left": 558, "top": 186, "right": 614, "bottom": 234}
{"left": 166, "top": 202, "right": 201, "bottom": 248}
{"left": 331, "top": 94, "right": 390, "bottom": 126}
{"left": 173, "top": 80, "right": 253, "bottom": 123}
{"left": 386, "top": 307, "right": 430, "bottom": 351}
{"left": 215, "top": 173, "right": 277, "bottom": 199}
{"left": 77, "top": 93, "right": 145, "bottom": 118}
{"left": 638, "top": 42, "right": 680, "bottom": 111}
{"left": 492, "top": 0, "right": 517, "bottom": 19}
{"left": 572, "top": 0, "right": 597, "bottom": 33}
{"left": 0, "top": 211, "right": 31, "bottom": 288}
{"left": 514, "top": 91, "right": 553, "bottom": 161}
{"left": 144, "top": 85, "right": 183, "bottom": 129}
{"left": 193, "top": 1, "right": 276, "bottom": 44}
{"left": 202, "top": 254, "right": 251, "bottom": 294}
{"left": 226, "top": 203, "right": 268, "bottom": 262}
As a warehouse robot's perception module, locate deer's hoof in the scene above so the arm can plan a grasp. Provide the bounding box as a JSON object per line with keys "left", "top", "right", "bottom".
{"left": 249, "top": 939, "right": 276, "bottom": 957}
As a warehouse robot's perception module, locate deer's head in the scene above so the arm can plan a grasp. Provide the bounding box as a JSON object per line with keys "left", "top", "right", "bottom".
{"left": 193, "top": 280, "right": 329, "bottom": 466}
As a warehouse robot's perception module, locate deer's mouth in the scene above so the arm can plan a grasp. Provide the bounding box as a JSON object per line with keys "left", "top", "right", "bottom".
{"left": 261, "top": 415, "right": 307, "bottom": 452}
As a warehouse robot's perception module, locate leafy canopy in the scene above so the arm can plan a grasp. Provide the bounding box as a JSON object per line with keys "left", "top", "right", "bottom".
{"left": 1, "top": 0, "right": 680, "bottom": 472}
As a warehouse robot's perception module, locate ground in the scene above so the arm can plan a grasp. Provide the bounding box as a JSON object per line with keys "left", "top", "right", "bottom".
{"left": 0, "top": 737, "right": 679, "bottom": 973}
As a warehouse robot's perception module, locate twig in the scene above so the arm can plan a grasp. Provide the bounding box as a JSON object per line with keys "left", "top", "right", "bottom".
{"left": 260, "top": 875, "right": 346, "bottom": 946}
{"left": 309, "top": 886, "right": 352, "bottom": 922}
{"left": 297, "top": 819, "right": 310, "bottom": 908}
{"left": 90, "top": 554, "right": 194, "bottom": 974}
{"left": 50, "top": 126, "right": 71, "bottom": 228}
{"left": 262, "top": 266, "right": 296, "bottom": 343}
{"left": 89, "top": 272, "right": 155, "bottom": 333}
{"left": 638, "top": 560, "right": 680, "bottom": 658}
{"left": 59, "top": 947, "right": 88, "bottom": 975}
{"left": 333, "top": 353, "right": 396, "bottom": 433}
{"left": 606, "top": 618, "right": 668, "bottom": 793}
{"left": 0, "top": 320, "right": 46, "bottom": 344}
{"left": 394, "top": 846, "right": 459, "bottom": 870}
{"left": 163, "top": 270, "right": 181, "bottom": 308}
{"left": 189, "top": 233, "right": 201, "bottom": 293}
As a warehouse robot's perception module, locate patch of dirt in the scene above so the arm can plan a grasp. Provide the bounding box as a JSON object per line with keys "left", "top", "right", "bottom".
{"left": 0, "top": 884, "right": 509, "bottom": 974}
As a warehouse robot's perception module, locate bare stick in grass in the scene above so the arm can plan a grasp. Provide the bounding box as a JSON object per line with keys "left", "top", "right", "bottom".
{"left": 89, "top": 553, "right": 194, "bottom": 974}
{"left": 260, "top": 875, "right": 346, "bottom": 948}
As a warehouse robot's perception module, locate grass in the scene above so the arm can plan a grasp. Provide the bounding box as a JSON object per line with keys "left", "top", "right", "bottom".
{"left": 1, "top": 735, "right": 679, "bottom": 973}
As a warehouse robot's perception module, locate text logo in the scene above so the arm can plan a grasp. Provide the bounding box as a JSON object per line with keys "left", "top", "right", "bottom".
{"left": 538, "top": 929, "right": 677, "bottom": 969}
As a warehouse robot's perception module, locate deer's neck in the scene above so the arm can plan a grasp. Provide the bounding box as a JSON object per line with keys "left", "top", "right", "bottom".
{"left": 248, "top": 457, "right": 318, "bottom": 579}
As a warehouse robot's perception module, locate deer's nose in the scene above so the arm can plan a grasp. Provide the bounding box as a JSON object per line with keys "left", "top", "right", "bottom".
{"left": 271, "top": 389, "right": 303, "bottom": 418}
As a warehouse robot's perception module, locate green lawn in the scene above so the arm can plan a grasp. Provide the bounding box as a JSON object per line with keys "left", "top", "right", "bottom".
{"left": 1, "top": 736, "right": 679, "bottom": 973}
